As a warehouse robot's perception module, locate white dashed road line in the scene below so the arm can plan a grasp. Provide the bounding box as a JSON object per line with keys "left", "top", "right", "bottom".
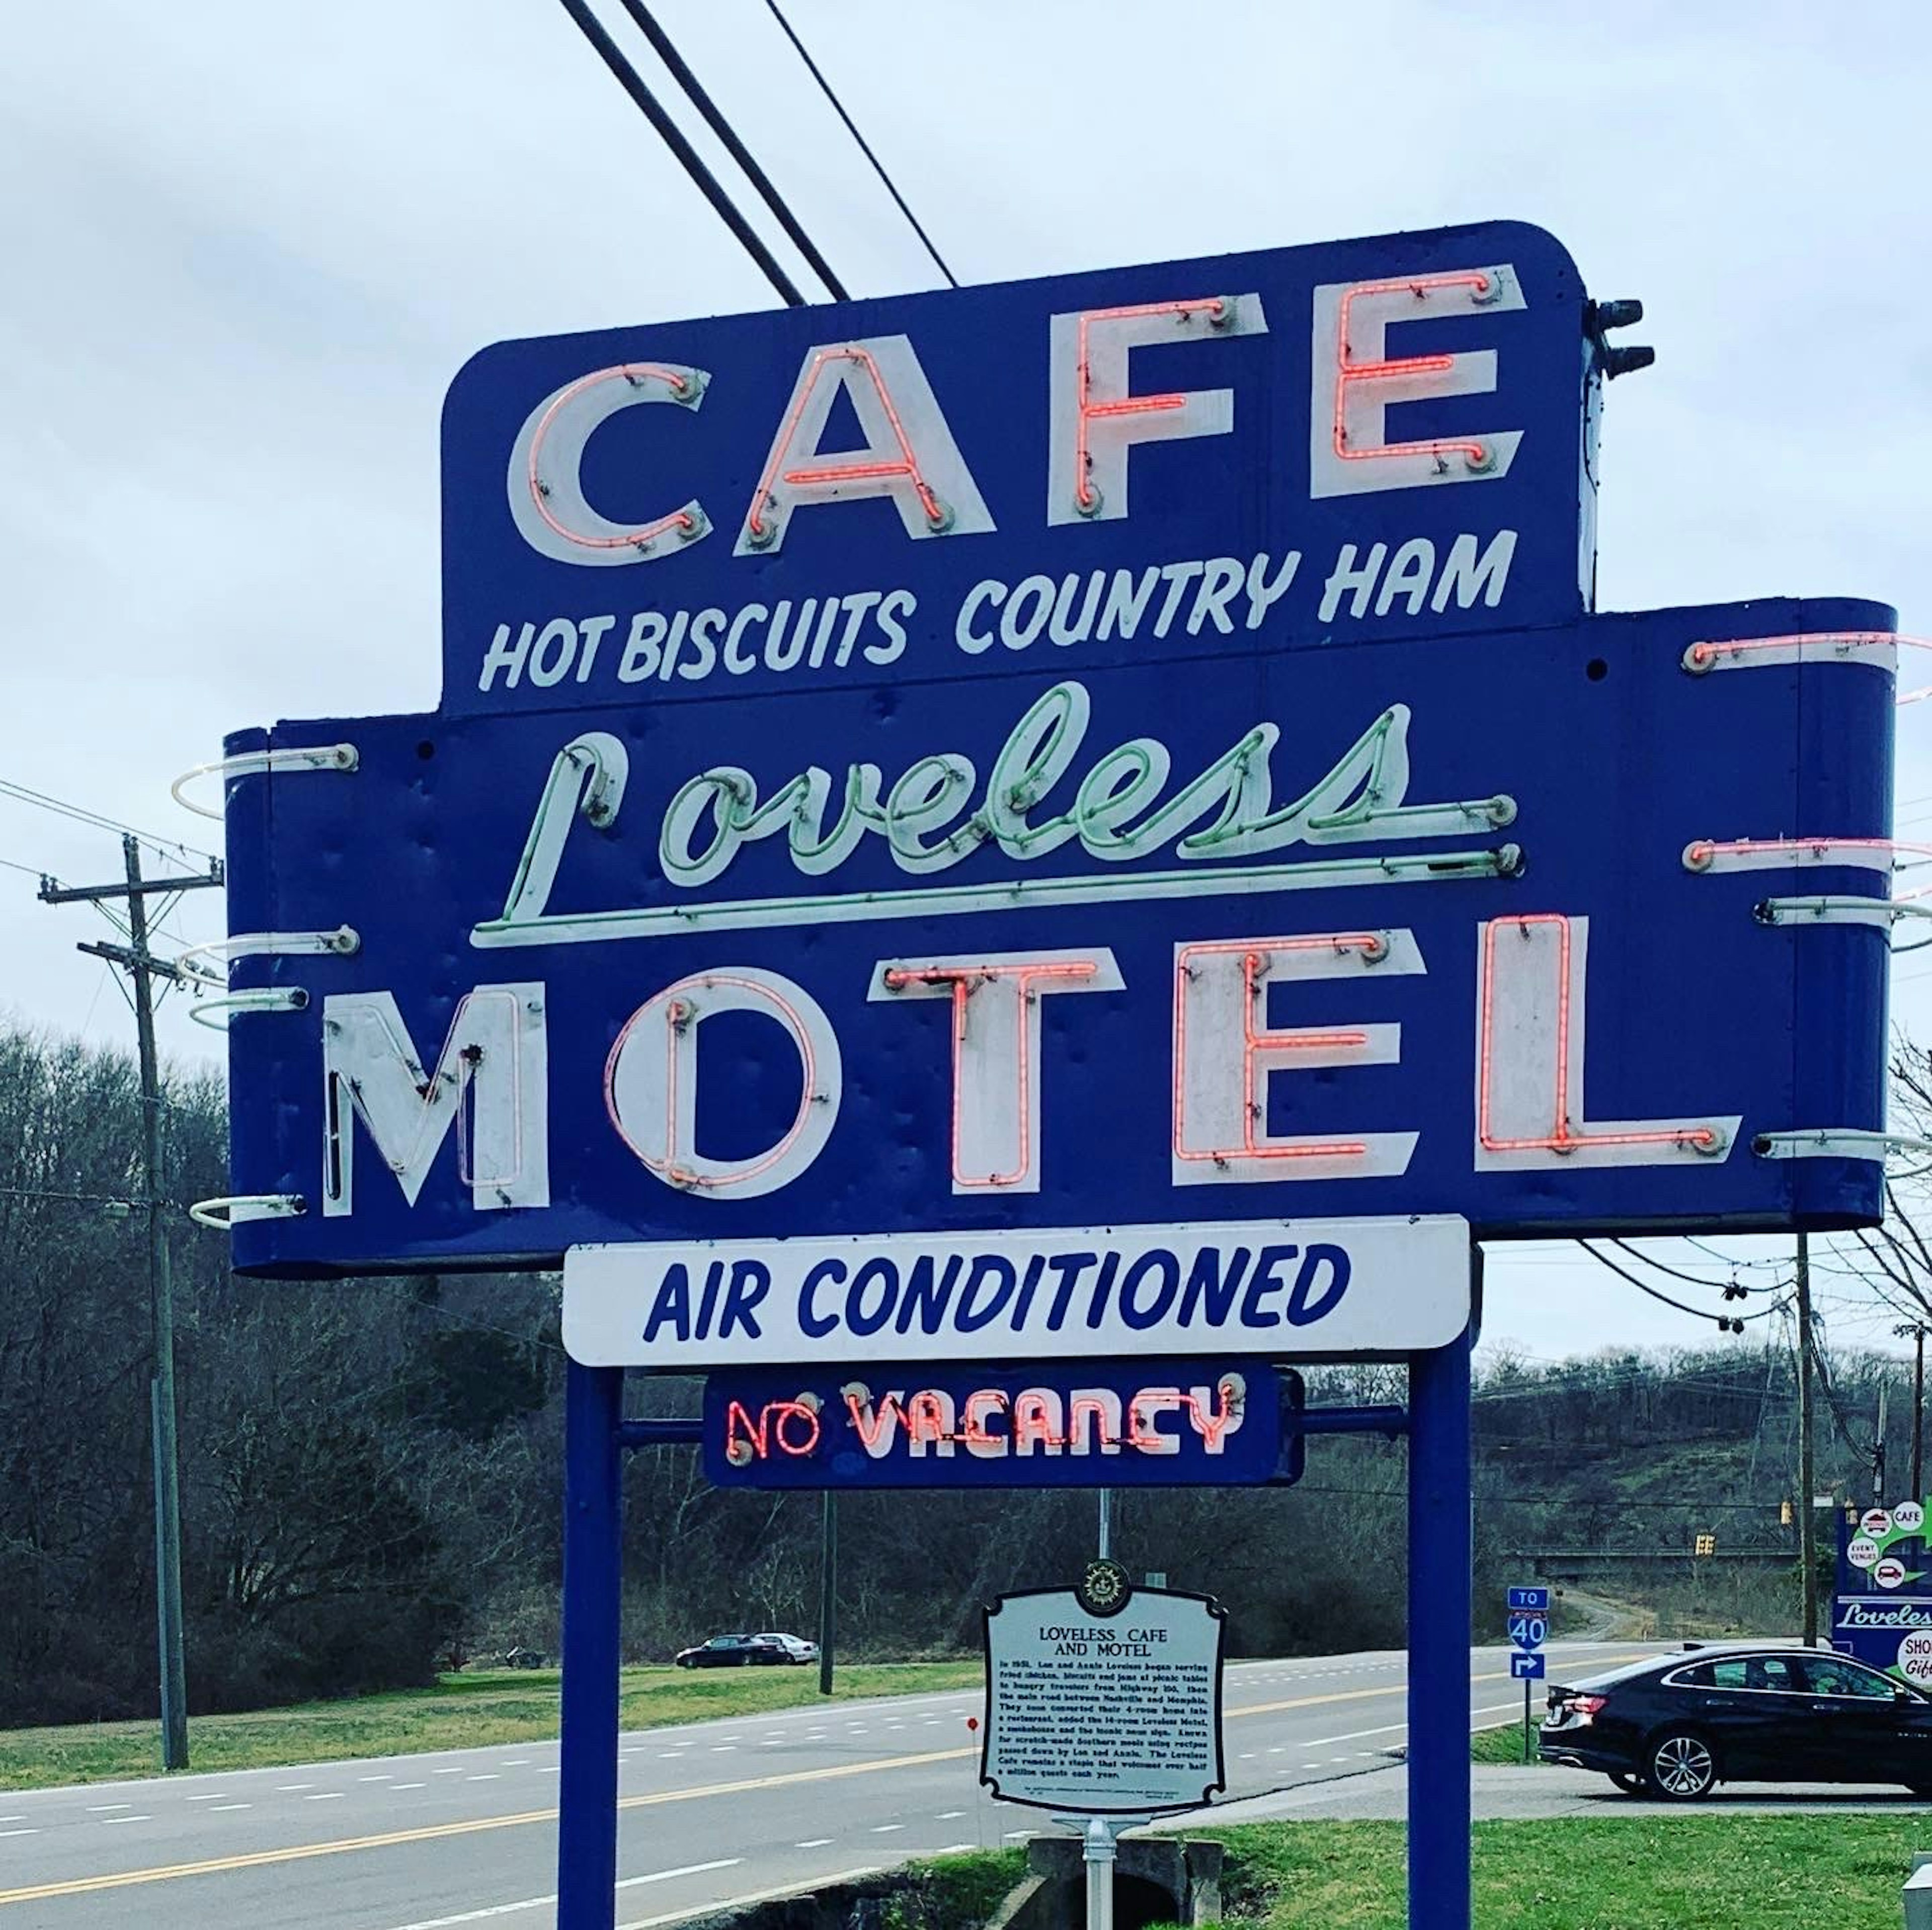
{"left": 378, "top": 1859, "right": 744, "bottom": 1930}
{"left": 209, "top": 1804, "right": 251, "bottom": 1813}
{"left": 795, "top": 1838, "right": 834, "bottom": 1850}
{"left": 617, "top": 1861, "right": 743, "bottom": 1892}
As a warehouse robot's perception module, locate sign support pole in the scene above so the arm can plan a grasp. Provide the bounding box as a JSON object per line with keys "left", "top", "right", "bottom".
{"left": 1083, "top": 1817, "right": 1117, "bottom": 1930}
{"left": 558, "top": 1360, "right": 624, "bottom": 1930}
{"left": 818, "top": 1491, "right": 837, "bottom": 1696}
{"left": 1408, "top": 1321, "right": 1473, "bottom": 1930}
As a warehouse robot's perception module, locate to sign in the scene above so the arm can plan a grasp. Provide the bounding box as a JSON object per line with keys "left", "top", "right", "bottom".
{"left": 1506, "top": 1586, "right": 1550, "bottom": 1612}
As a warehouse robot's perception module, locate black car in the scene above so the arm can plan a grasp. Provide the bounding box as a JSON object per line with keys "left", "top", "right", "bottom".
{"left": 673, "top": 1633, "right": 795, "bottom": 1668}
{"left": 1540, "top": 1644, "right": 1932, "bottom": 1798}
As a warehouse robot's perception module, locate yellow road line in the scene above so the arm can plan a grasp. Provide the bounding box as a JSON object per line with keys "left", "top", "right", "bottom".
{"left": 0, "top": 1652, "right": 1655, "bottom": 1909}
{"left": 0, "top": 1751, "right": 964, "bottom": 1908}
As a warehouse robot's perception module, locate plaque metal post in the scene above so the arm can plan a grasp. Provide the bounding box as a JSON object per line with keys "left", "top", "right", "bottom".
{"left": 1083, "top": 1816, "right": 1116, "bottom": 1930}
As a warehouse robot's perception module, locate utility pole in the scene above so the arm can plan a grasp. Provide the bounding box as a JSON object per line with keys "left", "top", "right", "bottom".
{"left": 1797, "top": 1231, "right": 1818, "bottom": 1647}
{"left": 1875, "top": 1385, "right": 1890, "bottom": 1506}
{"left": 817, "top": 1492, "right": 837, "bottom": 1696}
{"left": 41, "top": 836, "right": 223, "bottom": 1771}
{"left": 1898, "top": 1323, "right": 1927, "bottom": 1501}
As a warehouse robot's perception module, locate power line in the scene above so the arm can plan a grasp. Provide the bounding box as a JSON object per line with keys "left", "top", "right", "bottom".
{"left": 1581, "top": 1240, "right": 1790, "bottom": 1329}
{"left": 763, "top": 0, "right": 959, "bottom": 290}
{"left": 552, "top": 0, "right": 808, "bottom": 307}
{"left": 1810, "top": 1332, "right": 1877, "bottom": 1460}
{"left": 0, "top": 777, "right": 218, "bottom": 867}
{"left": 1681, "top": 1236, "right": 1793, "bottom": 1271}
{"left": 1605, "top": 1235, "right": 1788, "bottom": 1295}
{"left": 0, "top": 1183, "right": 150, "bottom": 1209}
{"left": 612, "top": 1, "right": 850, "bottom": 300}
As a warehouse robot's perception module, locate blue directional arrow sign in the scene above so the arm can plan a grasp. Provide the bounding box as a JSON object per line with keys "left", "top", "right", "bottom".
{"left": 1510, "top": 1652, "right": 1547, "bottom": 1680}
{"left": 1507, "top": 1612, "right": 1548, "bottom": 1650}
{"left": 1506, "top": 1586, "right": 1550, "bottom": 1613}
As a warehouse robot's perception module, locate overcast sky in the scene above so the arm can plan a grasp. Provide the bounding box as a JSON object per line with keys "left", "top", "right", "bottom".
{"left": 4, "top": 0, "right": 1927, "bottom": 1365}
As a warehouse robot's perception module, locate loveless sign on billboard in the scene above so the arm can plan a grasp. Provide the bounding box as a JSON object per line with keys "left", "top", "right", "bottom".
{"left": 213, "top": 219, "right": 1893, "bottom": 1371}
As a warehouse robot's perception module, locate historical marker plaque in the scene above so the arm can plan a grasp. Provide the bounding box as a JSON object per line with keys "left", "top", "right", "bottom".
{"left": 981, "top": 1577, "right": 1225, "bottom": 1812}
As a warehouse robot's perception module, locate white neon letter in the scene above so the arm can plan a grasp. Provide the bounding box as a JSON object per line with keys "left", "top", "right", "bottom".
{"left": 870, "top": 948, "right": 1121, "bottom": 1194}
{"left": 736, "top": 335, "right": 994, "bottom": 555}
{"left": 1048, "top": 293, "right": 1267, "bottom": 525}
{"left": 1310, "top": 265, "right": 1524, "bottom": 498}
{"left": 1473, "top": 914, "right": 1737, "bottom": 1168}
{"left": 1172, "top": 931, "right": 1422, "bottom": 1186}
{"left": 507, "top": 363, "right": 709, "bottom": 564}
{"left": 323, "top": 985, "right": 549, "bottom": 1216}
{"left": 605, "top": 968, "right": 841, "bottom": 1199}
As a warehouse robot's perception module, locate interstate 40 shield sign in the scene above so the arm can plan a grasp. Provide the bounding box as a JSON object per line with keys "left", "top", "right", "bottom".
{"left": 214, "top": 219, "right": 1894, "bottom": 1366}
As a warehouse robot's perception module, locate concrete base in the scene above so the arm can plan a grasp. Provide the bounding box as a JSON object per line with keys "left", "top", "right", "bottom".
{"left": 989, "top": 1835, "right": 1224, "bottom": 1930}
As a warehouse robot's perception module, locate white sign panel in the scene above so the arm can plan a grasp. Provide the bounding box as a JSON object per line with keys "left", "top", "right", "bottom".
{"left": 982, "top": 1584, "right": 1225, "bottom": 1813}
{"left": 562, "top": 1214, "right": 1469, "bottom": 1367}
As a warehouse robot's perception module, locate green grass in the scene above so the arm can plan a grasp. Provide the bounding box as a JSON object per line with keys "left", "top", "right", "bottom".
{"left": 897, "top": 1816, "right": 1929, "bottom": 1929}
{"left": 0, "top": 1660, "right": 981, "bottom": 1793}
{"left": 883, "top": 1849, "right": 1029, "bottom": 1930}
{"left": 1206, "top": 1816, "right": 1931, "bottom": 1929}
{"left": 1470, "top": 1722, "right": 1542, "bottom": 1766}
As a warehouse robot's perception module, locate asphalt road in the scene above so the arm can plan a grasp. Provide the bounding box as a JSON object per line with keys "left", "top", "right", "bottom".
{"left": 0, "top": 1643, "right": 1644, "bottom": 1930}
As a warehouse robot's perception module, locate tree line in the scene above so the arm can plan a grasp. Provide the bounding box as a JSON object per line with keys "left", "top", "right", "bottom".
{"left": 0, "top": 1018, "right": 1908, "bottom": 1728}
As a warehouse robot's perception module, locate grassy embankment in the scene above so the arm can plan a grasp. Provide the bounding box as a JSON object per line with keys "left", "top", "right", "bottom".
{"left": 0, "top": 1660, "right": 981, "bottom": 1792}
{"left": 1470, "top": 1722, "right": 1544, "bottom": 1766}
{"left": 909, "top": 1815, "right": 1930, "bottom": 1930}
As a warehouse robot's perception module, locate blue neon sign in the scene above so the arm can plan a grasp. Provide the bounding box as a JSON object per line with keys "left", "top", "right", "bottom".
{"left": 700, "top": 1360, "right": 1300, "bottom": 1489}
{"left": 213, "top": 221, "right": 1893, "bottom": 1282}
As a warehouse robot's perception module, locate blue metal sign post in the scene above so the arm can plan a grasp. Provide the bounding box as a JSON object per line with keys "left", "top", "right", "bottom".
{"left": 204, "top": 218, "right": 1898, "bottom": 1930}
{"left": 558, "top": 1361, "right": 623, "bottom": 1928}
{"left": 1408, "top": 1330, "right": 1472, "bottom": 1929}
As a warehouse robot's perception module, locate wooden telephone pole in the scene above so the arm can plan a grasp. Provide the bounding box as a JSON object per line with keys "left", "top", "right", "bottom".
{"left": 1797, "top": 1232, "right": 1818, "bottom": 1647}
{"left": 1899, "top": 1323, "right": 1928, "bottom": 1502}
{"left": 41, "top": 836, "right": 223, "bottom": 1771}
